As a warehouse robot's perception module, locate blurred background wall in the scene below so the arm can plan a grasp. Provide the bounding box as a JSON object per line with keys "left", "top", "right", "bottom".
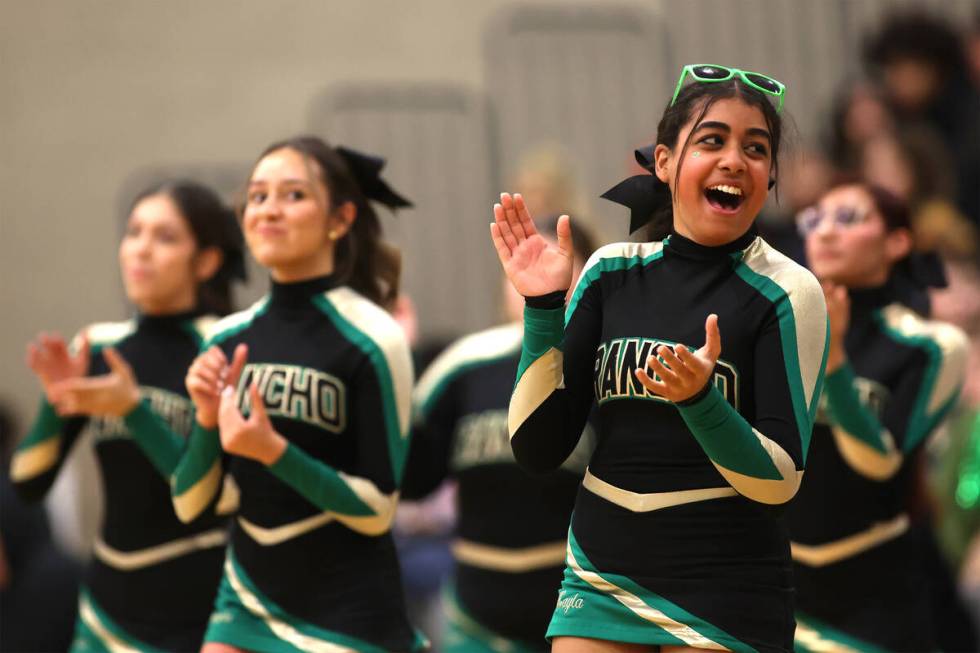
{"left": 1, "top": 0, "right": 977, "bottom": 553}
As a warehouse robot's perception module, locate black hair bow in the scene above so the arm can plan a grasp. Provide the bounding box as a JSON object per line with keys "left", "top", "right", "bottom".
{"left": 600, "top": 145, "right": 671, "bottom": 234}
{"left": 902, "top": 251, "right": 948, "bottom": 290}
{"left": 335, "top": 146, "right": 413, "bottom": 210}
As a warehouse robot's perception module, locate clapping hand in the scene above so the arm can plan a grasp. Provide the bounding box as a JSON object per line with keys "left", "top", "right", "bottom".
{"left": 635, "top": 315, "right": 722, "bottom": 403}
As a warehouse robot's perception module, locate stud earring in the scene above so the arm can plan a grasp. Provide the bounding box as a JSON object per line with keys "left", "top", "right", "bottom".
{"left": 328, "top": 229, "right": 339, "bottom": 240}
{"left": 691, "top": 151, "right": 701, "bottom": 158}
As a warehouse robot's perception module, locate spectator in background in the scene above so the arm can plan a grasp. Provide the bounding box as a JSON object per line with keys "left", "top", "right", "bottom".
{"left": 864, "top": 10, "right": 980, "bottom": 226}
{"left": 511, "top": 144, "right": 588, "bottom": 224}
{"left": 860, "top": 126, "right": 979, "bottom": 258}
{"left": 825, "top": 80, "right": 894, "bottom": 175}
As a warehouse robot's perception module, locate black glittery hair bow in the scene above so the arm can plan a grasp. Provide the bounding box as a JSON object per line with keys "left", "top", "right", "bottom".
{"left": 335, "top": 146, "right": 413, "bottom": 210}
{"left": 600, "top": 145, "right": 671, "bottom": 234}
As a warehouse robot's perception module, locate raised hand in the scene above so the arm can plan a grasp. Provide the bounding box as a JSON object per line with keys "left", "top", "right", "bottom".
{"left": 26, "top": 332, "right": 90, "bottom": 403}
{"left": 490, "top": 192, "right": 574, "bottom": 298}
{"left": 217, "top": 380, "right": 286, "bottom": 466}
{"left": 635, "top": 314, "right": 722, "bottom": 403}
{"left": 186, "top": 343, "right": 248, "bottom": 429}
{"left": 50, "top": 347, "right": 140, "bottom": 417}
{"left": 821, "top": 281, "right": 850, "bottom": 373}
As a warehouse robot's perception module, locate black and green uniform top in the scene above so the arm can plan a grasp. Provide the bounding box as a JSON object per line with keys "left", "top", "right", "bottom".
{"left": 10, "top": 311, "right": 230, "bottom": 651}
{"left": 788, "top": 280, "right": 968, "bottom": 652}
{"left": 510, "top": 231, "right": 829, "bottom": 652}
{"left": 169, "top": 274, "right": 420, "bottom": 652}
{"left": 404, "top": 322, "right": 594, "bottom": 648}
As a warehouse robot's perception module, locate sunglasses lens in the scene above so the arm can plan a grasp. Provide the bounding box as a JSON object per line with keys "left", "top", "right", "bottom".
{"left": 692, "top": 65, "right": 729, "bottom": 80}
{"left": 744, "top": 73, "right": 781, "bottom": 94}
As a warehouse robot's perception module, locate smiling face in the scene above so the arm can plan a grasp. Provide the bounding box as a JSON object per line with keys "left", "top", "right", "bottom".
{"left": 119, "top": 194, "right": 200, "bottom": 314}
{"left": 655, "top": 97, "right": 773, "bottom": 246}
{"left": 243, "top": 147, "right": 353, "bottom": 282}
{"left": 804, "top": 184, "right": 911, "bottom": 287}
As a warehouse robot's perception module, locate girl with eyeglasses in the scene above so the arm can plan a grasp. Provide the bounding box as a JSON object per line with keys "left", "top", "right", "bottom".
{"left": 789, "top": 182, "right": 968, "bottom": 652}
{"left": 491, "top": 64, "right": 829, "bottom": 653}
{"left": 172, "top": 136, "right": 425, "bottom": 653}
{"left": 12, "top": 181, "right": 245, "bottom": 651}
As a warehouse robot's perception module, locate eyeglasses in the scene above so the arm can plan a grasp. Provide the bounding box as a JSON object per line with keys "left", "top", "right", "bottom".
{"left": 670, "top": 64, "right": 786, "bottom": 113}
{"left": 795, "top": 205, "right": 871, "bottom": 236}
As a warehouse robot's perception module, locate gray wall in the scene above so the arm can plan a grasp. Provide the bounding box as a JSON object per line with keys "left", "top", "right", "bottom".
{"left": 2, "top": 0, "right": 974, "bottom": 550}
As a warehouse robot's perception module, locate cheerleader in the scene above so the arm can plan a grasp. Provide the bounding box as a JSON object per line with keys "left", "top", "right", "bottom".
{"left": 789, "top": 182, "right": 968, "bottom": 652}
{"left": 404, "top": 215, "right": 597, "bottom": 652}
{"left": 174, "top": 136, "right": 426, "bottom": 652}
{"left": 12, "top": 180, "right": 244, "bottom": 651}
{"left": 491, "top": 65, "right": 829, "bottom": 652}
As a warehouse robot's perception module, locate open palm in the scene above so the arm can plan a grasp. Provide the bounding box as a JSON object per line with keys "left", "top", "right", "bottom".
{"left": 491, "top": 193, "right": 573, "bottom": 297}
{"left": 26, "top": 332, "right": 90, "bottom": 402}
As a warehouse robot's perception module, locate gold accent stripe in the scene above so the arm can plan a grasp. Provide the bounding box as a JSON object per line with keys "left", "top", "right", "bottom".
{"left": 172, "top": 459, "right": 222, "bottom": 523}
{"left": 711, "top": 429, "right": 803, "bottom": 505}
{"left": 10, "top": 437, "right": 61, "bottom": 482}
{"left": 831, "top": 426, "right": 902, "bottom": 481}
{"left": 791, "top": 514, "right": 909, "bottom": 567}
{"left": 795, "top": 620, "right": 864, "bottom": 653}
{"left": 880, "top": 303, "right": 969, "bottom": 414}
{"left": 451, "top": 538, "right": 567, "bottom": 572}
{"left": 93, "top": 529, "right": 227, "bottom": 571}
{"left": 78, "top": 594, "right": 141, "bottom": 653}
{"left": 238, "top": 513, "right": 335, "bottom": 546}
{"left": 583, "top": 468, "right": 737, "bottom": 511}
{"left": 565, "top": 542, "right": 729, "bottom": 650}
{"left": 508, "top": 348, "right": 563, "bottom": 438}
{"left": 225, "top": 558, "right": 354, "bottom": 652}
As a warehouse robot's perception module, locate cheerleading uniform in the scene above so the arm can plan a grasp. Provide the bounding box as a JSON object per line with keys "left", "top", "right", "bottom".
{"left": 405, "top": 322, "right": 594, "bottom": 652}
{"left": 11, "top": 312, "right": 229, "bottom": 651}
{"left": 788, "top": 281, "right": 968, "bottom": 653}
{"left": 171, "top": 275, "right": 425, "bottom": 653}
{"left": 508, "top": 231, "right": 828, "bottom": 652}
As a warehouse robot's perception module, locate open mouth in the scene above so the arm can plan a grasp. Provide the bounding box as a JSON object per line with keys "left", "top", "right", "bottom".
{"left": 704, "top": 184, "right": 745, "bottom": 213}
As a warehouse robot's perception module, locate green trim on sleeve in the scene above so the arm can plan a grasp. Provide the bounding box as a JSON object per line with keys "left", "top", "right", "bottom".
{"left": 312, "top": 293, "right": 409, "bottom": 485}
{"left": 21, "top": 398, "right": 64, "bottom": 448}
{"left": 268, "top": 443, "right": 376, "bottom": 516}
{"left": 171, "top": 423, "right": 221, "bottom": 495}
{"left": 677, "top": 385, "right": 783, "bottom": 480}
{"left": 732, "top": 265, "right": 814, "bottom": 450}
{"left": 123, "top": 399, "right": 184, "bottom": 477}
{"left": 874, "top": 309, "right": 962, "bottom": 452}
{"left": 823, "top": 363, "right": 891, "bottom": 454}
{"left": 516, "top": 305, "right": 565, "bottom": 385}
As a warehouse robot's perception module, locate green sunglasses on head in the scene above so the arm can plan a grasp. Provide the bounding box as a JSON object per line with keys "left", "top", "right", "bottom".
{"left": 670, "top": 64, "right": 786, "bottom": 113}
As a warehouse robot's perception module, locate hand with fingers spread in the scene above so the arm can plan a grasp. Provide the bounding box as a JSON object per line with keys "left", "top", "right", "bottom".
{"left": 50, "top": 347, "right": 141, "bottom": 417}
{"left": 491, "top": 192, "right": 574, "bottom": 298}
{"left": 186, "top": 343, "right": 248, "bottom": 429}
{"left": 635, "top": 314, "right": 722, "bottom": 403}
{"left": 821, "top": 281, "right": 850, "bottom": 374}
{"left": 217, "top": 379, "right": 287, "bottom": 466}
{"left": 26, "top": 332, "right": 91, "bottom": 403}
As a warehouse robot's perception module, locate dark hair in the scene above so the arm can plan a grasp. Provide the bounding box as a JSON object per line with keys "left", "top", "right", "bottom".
{"left": 825, "top": 180, "right": 946, "bottom": 310}
{"left": 129, "top": 181, "right": 245, "bottom": 316}
{"left": 863, "top": 183, "right": 912, "bottom": 232}
{"left": 250, "top": 136, "right": 403, "bottom": 308}
{"left": 537, "top": 214, "right": 598, "bottom": 264}
{"left": 642, "top": 80, "right": 784, "bottom": 240}
{"left": 864, "top": 11, "right": 967, "bottom": 79}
